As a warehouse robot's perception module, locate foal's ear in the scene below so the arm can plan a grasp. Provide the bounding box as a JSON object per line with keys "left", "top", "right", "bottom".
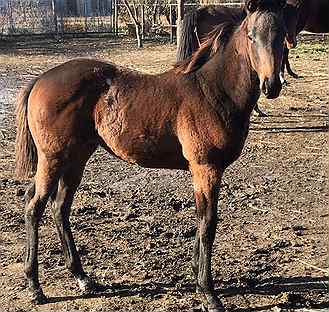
{"left": 245, "top": 0, "right": 260, "bottom": 13}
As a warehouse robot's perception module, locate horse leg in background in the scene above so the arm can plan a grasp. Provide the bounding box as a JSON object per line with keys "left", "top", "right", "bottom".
{"left": 282, "top": 46, "right": 299, "bottom": 80}
{"left": 254, "top": 103, "right": 268, "bottom": 117}
{"left": 50, "top": 145, "right": 98, "bottom": 294}
{"left": 280, "top": 46, "right": 288, "bottom": 84}
{"left": 190, "top": 163, "right": 224, "bottom": 312}
{"left": 24, "top": 156, "right": 61, "bottom": 304}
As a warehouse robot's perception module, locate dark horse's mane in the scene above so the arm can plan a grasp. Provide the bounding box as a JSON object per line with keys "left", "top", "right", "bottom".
{"left": 174, "top": 21, "right": 237, "bottom": 75}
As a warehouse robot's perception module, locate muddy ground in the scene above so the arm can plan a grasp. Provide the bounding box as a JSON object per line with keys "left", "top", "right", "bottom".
{"left": 0, "top": 35, "right": 328, "bottom": 312}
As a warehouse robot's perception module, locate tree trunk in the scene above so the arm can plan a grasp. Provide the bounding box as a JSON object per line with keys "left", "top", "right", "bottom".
{"left": 152, "top": 0, "right": 159, "bottom": 25}
{"left": 135, "top": 23, "right": 142, "bottom": 48}
{"left": 176, "top": 0, "right": 185, "bottom": 48}
{"left": 123, "top": 0, "right": 143, "bottom": 48}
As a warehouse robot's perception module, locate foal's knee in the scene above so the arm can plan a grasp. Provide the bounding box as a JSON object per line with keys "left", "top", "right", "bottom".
{"left": 24, "top": 182, "right": 35, "bottom": 204}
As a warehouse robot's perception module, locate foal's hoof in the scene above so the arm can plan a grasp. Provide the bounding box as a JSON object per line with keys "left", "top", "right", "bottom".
{"left": 29, "top": 287, "right": 48, "bottom": 305}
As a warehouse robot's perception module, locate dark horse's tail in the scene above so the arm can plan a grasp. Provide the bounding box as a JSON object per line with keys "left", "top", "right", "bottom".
{"left": 176, "top": 11, "right": 199, "bottom": 62}
{"left": 15, "top": 78, "right": 38, "bottom": 179}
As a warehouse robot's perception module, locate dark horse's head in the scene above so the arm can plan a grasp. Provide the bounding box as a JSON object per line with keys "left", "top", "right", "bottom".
{"left": 244, "top": 0, "right": 287, "bottom": 99}
{"left": 283, "top": 0, "right": 303, "bottom": 48}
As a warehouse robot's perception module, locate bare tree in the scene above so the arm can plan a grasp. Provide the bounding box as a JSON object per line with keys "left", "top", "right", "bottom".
{"left": 176, "top": 0, "right": 184, "bottom": 48}
{"left": 122, "top": 0, "right": 143, "bottom": 48}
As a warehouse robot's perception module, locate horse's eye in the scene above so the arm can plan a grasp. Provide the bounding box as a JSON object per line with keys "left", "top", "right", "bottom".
{"left": 248, "top": 32, "right": 254, "bottom": 41}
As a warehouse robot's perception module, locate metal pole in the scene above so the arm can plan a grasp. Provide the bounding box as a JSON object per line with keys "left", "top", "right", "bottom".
{"left": 59, "top": 0, "right": 64, "bottom": 37}
{"left": 141, "top": 4, "right": 145, "bottom": 40}
{"left": 8, "top": 0, "right": 14, "bottom": 34}
{"left": 114, "top": 0, "right": 118, "bottom": 35}
{"left": 84, "top": 1, "right": 88, "bottom": 33}
{"left": 51, "top": 0, "right": 58, "bottom": 36}
{"left": 170, "top": 3, "right": 174, "bottom": 43}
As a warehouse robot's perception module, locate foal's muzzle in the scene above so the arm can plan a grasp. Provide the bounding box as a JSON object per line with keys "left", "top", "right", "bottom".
{"left": 261, "top": 77, "right": 282, "bottom": 99}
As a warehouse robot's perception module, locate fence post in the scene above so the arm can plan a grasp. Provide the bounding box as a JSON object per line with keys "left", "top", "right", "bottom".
{"left": 141, "top": 4, "right": 145, "bottom": 40}
{"left": 170, "top": 3, "right": 174, "bottom": 43}
{"left": 114, "top": 0, "right": 118, "bottom": 36}
{"left": 51, "top": 0, "right": 58, "bottom": 36}
{"left": 58, "top": 0, "right": 64, "bottom": 37}
{"left": 84, "top": 1, "right": 88, "bottom": 33}
{"left": 7, "top": 0, "right": 14, "bottom": 34}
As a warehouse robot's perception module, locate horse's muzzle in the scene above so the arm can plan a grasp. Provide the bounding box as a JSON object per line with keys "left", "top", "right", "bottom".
{"left": 261, "top": 77, "right": 282, "bottom": 99}
{"left": 286, "top": 37, "right": 297, "bottom": 49}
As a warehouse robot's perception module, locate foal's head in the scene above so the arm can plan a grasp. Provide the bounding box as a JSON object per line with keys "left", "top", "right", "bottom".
{"left": 243, "top": 0, "right": 287, "bottom": 99}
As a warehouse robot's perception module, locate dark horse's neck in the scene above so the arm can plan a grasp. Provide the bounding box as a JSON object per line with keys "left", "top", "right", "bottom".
{"left": 303, "top": 0, "right": 329, "bottom": 33}
{"left": 197, "top": 24, "right": 260, "bottom": 120}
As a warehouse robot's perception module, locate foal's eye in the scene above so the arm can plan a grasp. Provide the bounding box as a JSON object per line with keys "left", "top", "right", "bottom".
{"left": 247, "top": 32, "right": 254, "bottom": 41}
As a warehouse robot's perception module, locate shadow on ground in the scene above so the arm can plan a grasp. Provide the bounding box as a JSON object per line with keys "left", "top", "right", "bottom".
{"left": 44, "top": 275, "right": 329, "bottom": 311}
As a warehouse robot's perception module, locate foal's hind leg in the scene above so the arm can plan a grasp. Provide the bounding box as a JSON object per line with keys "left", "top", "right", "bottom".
{"left": 24, "top": 158, "right": 61, "bottom": 304}
{"left": 50, "top": 146, "right": 98, "bottom": 293}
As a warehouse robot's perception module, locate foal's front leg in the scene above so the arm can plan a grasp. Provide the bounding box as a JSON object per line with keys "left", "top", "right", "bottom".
{"left": 190, "top": 163, "right": 224, "bottom": 312}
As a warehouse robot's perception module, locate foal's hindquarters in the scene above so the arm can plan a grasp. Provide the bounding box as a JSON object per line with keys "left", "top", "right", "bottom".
{"left": 21, "top": 61, "right": 108, "bottom": 302}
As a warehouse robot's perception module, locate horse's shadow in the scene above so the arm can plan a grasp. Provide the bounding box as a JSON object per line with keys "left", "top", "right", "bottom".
{"left": 47, "top": 275, "right": 329, "bottom": 310}
{"left": 250, "top": 112, "right": 328, "bottom": 133}
{"left": 219, "top": 275, "right": 329, "bottom": 296}
{"left": 250, "top": 124, "right": 328, "bottom": 133}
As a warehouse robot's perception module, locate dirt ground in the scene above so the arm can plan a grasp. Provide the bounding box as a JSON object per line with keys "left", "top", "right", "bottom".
{"left": 0, "top": 35, "right": 328, "bottom": 312}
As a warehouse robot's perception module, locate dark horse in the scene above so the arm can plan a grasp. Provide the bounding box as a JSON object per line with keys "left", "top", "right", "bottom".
{"left": 15, "top": 0, "right": 286, "bottom": 310}
{"left": 281, "top": 0, "right": 329, "bottom": 77}
{"left": 176, "top": 0, "right": 303, "bottom": 68}
{"left": 176, "top": 1, "right": 302, "bottom": 116}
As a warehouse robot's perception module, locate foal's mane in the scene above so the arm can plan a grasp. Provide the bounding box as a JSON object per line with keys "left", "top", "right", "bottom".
{"left": 174, "top": 22, "right": 236, "bottom": 75}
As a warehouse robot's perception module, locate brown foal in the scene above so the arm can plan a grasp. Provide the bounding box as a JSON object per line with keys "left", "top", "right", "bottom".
{"left": 15, "top": 0, "right": 286, "bottom": 310}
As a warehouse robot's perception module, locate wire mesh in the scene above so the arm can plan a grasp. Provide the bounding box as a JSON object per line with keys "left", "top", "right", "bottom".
{"left": 0, "top": 0, "right": 243, "bottom": 36}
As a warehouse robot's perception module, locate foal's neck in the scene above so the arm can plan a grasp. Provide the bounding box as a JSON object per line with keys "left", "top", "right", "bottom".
{"left": 198, "top": 28, "right": 260, "bottom": 116}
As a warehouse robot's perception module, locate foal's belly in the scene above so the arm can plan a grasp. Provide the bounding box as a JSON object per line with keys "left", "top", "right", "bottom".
{"left": 96, "top": 114, "right": 188, "bottom": 170}
{"left": 113, "top": 132, "right": 188, "bottom": 170}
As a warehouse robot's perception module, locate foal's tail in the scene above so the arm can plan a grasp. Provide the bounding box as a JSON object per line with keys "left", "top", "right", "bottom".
{"left": 176, "top": 11, "right": 199, "bottom": 62}
{"left": 15, "top": 78, "right": 38, "bottom": 179}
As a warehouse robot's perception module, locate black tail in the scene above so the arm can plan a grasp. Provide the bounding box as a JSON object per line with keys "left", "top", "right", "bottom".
{"left": 176, "top": 11, "right": 199, "bottom": 62}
